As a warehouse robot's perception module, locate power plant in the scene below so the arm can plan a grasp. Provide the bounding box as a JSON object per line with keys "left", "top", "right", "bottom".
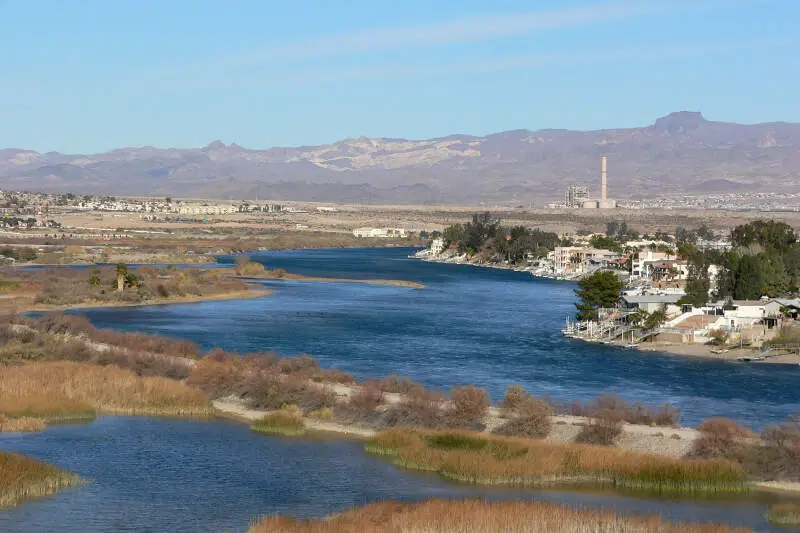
{"left": 580, "top": 156, "right": 617, "bottom": 209}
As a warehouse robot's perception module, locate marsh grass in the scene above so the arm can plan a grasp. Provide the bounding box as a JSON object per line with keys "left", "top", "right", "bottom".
{"left": 366, "top": 428, "right": 748, "bottom": 495}
{"left": 251, "top": 410, "right": 306, "bottom": 437}
{"left": 248, "top": 499, "right": 753, "bottom": 533}
{"left": 0, "top": 415, "right": 47, "bottom": 433}
{"left": 766, "top": 503, "right": 800, "bottom": 525}
{"left": 0, "top": 361, "right": 212, "bottom": 422}
{"left": 0, "top": 451, "right": 84, "bottom": 509}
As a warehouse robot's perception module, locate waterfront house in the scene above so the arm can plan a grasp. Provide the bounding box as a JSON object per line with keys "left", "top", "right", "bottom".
{"left": 620, "top": 293, "right": 684, "bottom": 315}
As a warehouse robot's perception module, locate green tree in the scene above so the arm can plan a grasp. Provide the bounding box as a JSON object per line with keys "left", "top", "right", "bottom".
{"left": 733, "top": 255, "right": 765, "bottom": 300}
{"left": 442, "top": 223, "right": 464, "bottom": 248}
{"left": 574, "top": 271, "right": 624, "bottom": 321}
{"left": 731, "top": 220, "right": 797, "bottom": 253}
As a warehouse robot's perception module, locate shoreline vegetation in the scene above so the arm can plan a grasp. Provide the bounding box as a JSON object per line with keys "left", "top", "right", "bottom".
{"left": 0, "top": 451, "right": 84, "bottom": 509}
{"left": 1, "top": 314, "right": 799, "bottom": 498}
{"left": 0, "top": 258, "right": 423, "bottom": 314}
{"left": 248, "top": 499, "right": 754, "bottom": 533}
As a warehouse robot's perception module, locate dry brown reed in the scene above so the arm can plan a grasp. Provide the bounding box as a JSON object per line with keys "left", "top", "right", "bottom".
{"left": 248, "top": 499, "right": 753, "bottom": 533}
{"left": 0, "top": 415, "right": 47, "bottom": 433}
{"left": 0, "top": 451, "right": 84, "bottom": 509}
{"left": 366, "top": 428, "right": 747, "bottom": 495}
{"left": 766, "top": 503, "right": 800, "bottom": 525}
{"left": 0, "top": 361, "right": 212, "bottom": 418}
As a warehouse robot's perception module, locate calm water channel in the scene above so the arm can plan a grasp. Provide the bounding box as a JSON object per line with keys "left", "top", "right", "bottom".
{"left": 0, "top": 417, "right": 791, "bottom": 533}
{"left": 4, "top": 247, "right": 800, "bottom": 532}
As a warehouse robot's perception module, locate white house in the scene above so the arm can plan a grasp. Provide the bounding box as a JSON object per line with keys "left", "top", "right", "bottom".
{"left": 429, "top": 237, "right": 445, "bottom": 256}
{"left": 353, "top": 227, "right": 408, "bottom": 238}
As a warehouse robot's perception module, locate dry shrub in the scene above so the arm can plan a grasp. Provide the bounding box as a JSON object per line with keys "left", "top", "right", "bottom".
{"left": 278, "top": 355, "right": 319, "bottom": 376}
{"left": 576, "top": 410, "right": 624, "bottom": 446}
{"left": 337, "top": 384, "right": 384, "bottom": 423}
{"left": 33, "top": 313, "right": 201, "bottom": 359}
{"left": 0, "top": 361, "right": 211, "bottom": 417}
{"left": 446, "top": 386, "right": 491, "bottom": 429}
{"left": 382, "top": 389, "right": 444, "bottom": 429}
{"left": 369, "top": 374, "right": 425, "bottom": 395}
{"left": 494, "top": 397, "right": 553, "bottom": 439}
{"left": 187, "top": 355, "right": 245, "bottom": 398}
{"left": 234, "top": 258, "right": 266, "bottom": 276}
{"left": 316, "top": 367, "right": 356, "bottom": 385}
{"left": 499, "top": 384, "right": 530, "bottom": 411}
{"left": 691, "top": 418, "right": 754, "bottom": 459}
{"left": 563, "top": 393, "right": 680, "bottom": 428}
{"left": 249, "top": 499, "right": 753, "bottom": 533}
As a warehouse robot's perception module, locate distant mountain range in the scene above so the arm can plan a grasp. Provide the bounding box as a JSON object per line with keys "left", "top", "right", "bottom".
{"left": 2, "top": 112, "right": 798, "bottom": 204}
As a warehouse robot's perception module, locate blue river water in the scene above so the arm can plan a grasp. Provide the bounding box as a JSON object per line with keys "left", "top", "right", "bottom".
{"left": 76, "top": 247, "right": 800, "bottom": 429}
{"left": 3, "top": 247, "right": 800, "bottom": 532}
{"left": 0, "top": 417, "right": 792, "bottom": 533}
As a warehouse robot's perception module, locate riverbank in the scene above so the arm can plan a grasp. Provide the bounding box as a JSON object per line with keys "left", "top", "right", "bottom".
{"left": 25, "top": 288, "right": 273, "bottom": 313}
{"left": 632, "top": 341, "right": 800, "bottom": 365}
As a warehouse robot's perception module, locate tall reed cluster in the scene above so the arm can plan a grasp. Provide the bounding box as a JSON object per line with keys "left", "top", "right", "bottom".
{"left": 0, "top": 451, "right": 84, "bottom": 508}
{"left": 766, "top": 503, "right": 800, "bottom": 525}
{"left": 0, "top": 361, "right": 212, "bottom": 422}
{"left": 366, "top": 428, "right": 747, "bottom": 495}
{"left": 249, "top": 499, "right": 753, "bottom": 533}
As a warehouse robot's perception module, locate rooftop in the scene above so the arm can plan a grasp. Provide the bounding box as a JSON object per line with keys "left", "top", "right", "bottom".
{"left": 621, "top": 294, "right": 684, "bottom": 305}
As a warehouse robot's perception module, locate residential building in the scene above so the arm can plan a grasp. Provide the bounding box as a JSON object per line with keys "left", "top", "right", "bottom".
{"left": 352, "top": 227, "right": 408, "bottom": 239}
{"left": 621, "top": 293, "right": 684, "bottom": 315}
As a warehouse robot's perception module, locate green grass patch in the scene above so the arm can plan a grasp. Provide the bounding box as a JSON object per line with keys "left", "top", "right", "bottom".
{"left": 766, "top": 503, "right": 800, "bottom": 525}
{"left": 426, "top": 433, "right": 488, "bottom": 451}
{"left": 251, "top": 411, "right": 306, "bottom": 437}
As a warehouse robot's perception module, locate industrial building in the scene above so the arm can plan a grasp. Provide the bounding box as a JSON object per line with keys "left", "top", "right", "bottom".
{"left": 564, "top": 184, "right": 589, "bottom": 208}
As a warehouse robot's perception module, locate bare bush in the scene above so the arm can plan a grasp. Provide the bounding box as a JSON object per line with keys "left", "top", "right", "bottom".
{"left": 691, "top": 418, "right": 754, "bottom": 459}
{"left": 446, "top": 386, "right": 490, "bottom": 429}
{"left": 499, "top": 385, "right": 531, "bottom": 411}
{"left": 369, "top": 375, "right": 425, "bottom": 395}
{"left": 382, "top": 389, "right": 444, "bottom": 429}
{"left": 575, "top": 410, "right": 623, "bottom": 446}
{"left": 337, "top": 384, "right": 384, "bottom": 423}
{"left": 494, "top": 397, "right": 553, "bottom": 439}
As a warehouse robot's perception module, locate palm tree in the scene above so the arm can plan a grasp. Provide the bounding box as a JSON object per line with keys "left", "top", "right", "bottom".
{"left": 644, "top": 304, "right": 668, "bottom": 330}
{"left": 116, "top": 263, "right": 128, "bottom": 292}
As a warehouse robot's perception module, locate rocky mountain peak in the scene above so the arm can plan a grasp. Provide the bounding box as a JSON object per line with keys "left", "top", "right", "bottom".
{"left": 652, "top": 111, "right": 707, "bottom": 135}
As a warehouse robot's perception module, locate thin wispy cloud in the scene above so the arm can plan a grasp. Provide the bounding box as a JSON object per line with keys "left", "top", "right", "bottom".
{"left": 183, "top": 37, "right": 795, "bottom": 90}
{"left": 196, "top": 0, "right": 760, "bottom": 71}
{"left": 142, "top": 0, "right": 771, "bottom": 90}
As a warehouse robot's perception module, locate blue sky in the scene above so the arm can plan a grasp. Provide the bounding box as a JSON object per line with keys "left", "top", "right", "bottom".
{"left": 1, "top": 0, "right": 797, "bottom": 153}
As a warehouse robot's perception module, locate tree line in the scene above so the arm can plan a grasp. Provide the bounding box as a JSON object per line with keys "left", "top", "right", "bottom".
{"left": 440, "top": 213, "right": 561, "bottom": 264}
{"left": 681, "top": 220, "right": 800, "bottom": 306}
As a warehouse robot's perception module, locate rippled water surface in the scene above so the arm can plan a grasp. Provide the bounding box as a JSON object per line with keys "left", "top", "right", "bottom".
{"left": 0, "top": 417, "right": 791, "bottom": 533}
{"left": 78, "top": 247, "right": 800, "bottom": 428}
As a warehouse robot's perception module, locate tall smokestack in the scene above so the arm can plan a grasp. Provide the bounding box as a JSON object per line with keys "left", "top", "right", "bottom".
{"left": 601, "top": 156, "right": 607, "bottom": 201}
